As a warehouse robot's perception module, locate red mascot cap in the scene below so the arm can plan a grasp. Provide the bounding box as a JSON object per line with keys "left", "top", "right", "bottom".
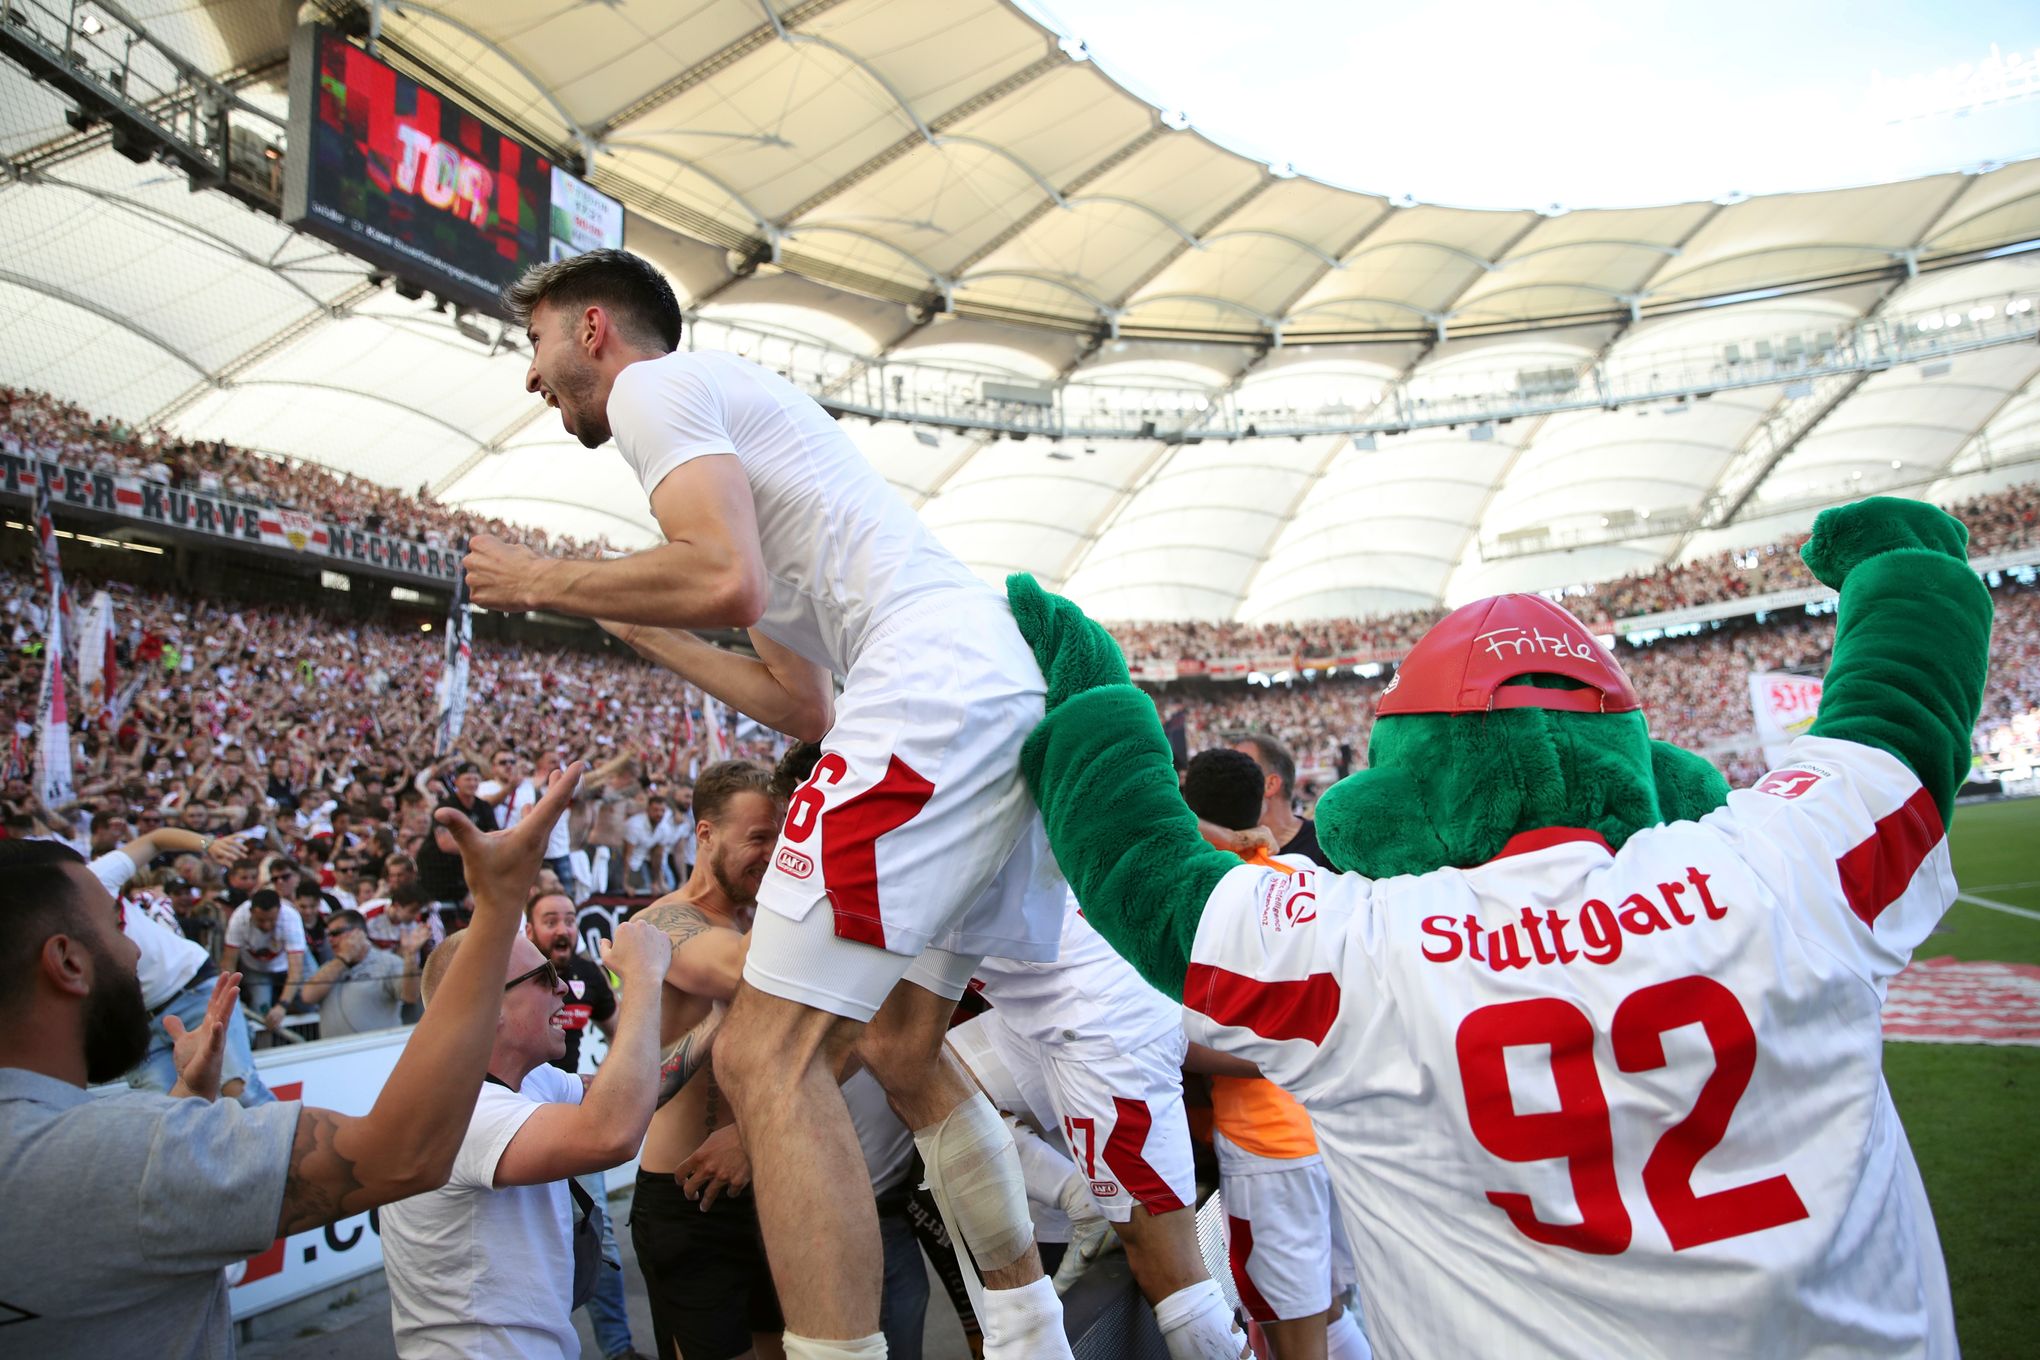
{"left": 1375, "top": 593, "right": 1639, "bottom": 717}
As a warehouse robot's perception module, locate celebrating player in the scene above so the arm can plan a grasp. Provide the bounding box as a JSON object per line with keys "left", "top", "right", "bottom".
{"left": 467, "top": 249, "right": 1069, "bottom": 1360}
{"left": 1004, "top": 497, "right": 1990, "bottom": 1358}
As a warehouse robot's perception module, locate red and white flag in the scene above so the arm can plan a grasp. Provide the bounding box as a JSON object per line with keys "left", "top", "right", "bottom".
{"left": 32, "top": 486, "right": 74, "bottom": 804}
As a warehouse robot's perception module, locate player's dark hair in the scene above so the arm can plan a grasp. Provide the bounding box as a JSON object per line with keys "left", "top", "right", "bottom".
{"left": 502, "top": 248, "right": 683, "bottom": 353}
{"left": 389, "top": 881, "right": 427, "bottom": 908}
{"left": 0, "top": 840, "right": 90, "bottom": 1010}
{"left": 1181, "top": 749, "right": 1268, "bottom": 832}
{"left": 769, "top": 742, "right": 825, "bottom": 802}
{"left": 1228, "top": 730, "right": 1296, "bottom": 799}
{"left": 248, "top": 888, "right": 282, "bottom": 914}
{"left": 694, "top": 759, "right": 775, "bottom": 825}
{"left": 327, "top": 908, "right": 367, "bottom": 934}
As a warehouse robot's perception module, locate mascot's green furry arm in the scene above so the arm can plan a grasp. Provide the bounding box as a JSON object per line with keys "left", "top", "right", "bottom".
{"left": 1009, "top": 495, "right": 1992, "bottom": 1002}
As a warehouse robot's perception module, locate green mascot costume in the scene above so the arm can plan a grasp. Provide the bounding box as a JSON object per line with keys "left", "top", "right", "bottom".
{"left": 1006, "top": 497, "right": 1992, "bottom": 1359}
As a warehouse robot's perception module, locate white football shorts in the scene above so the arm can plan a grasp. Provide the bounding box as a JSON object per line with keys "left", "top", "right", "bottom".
{"left": 949, "top": 1007, "right": 1195, "bottom": 1223}
{"left": 1215, "top": 1129, "right": 1357, "bottom": 1322}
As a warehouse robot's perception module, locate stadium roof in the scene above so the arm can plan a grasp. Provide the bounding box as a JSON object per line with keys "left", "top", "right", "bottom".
{"left": 0, "top": 0, "right": 2037, "bottom": 620}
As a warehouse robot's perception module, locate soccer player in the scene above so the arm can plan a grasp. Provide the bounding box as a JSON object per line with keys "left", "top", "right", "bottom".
{"left": 950, "top": 891, "right": 1251, "bottom": 1360}
{"left": 466, "top": 249, "right": 1068, "bottom": 1360}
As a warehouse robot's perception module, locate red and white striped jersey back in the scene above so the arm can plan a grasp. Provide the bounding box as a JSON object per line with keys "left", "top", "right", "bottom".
{"left": 1182, "top": 735, "right": 1956, "bottom": 1360}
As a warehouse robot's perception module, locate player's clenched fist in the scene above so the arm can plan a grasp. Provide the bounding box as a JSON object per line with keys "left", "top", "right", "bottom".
{"left": 462, "top": 533, "right": 548, "bottom": 612}
{"left": 601, "top": 918, "right": 674, "bottom": 988}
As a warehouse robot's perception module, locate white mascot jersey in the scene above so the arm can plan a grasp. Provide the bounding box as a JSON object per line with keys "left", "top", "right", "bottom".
{"left": 1184, "top": 735, "right": 1956, "bottom": 1359}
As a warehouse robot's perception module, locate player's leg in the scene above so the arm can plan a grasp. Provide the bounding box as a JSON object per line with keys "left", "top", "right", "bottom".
{"left": 714, "top": 972, "right": 877, "bottom": 1347}
{"left": 948, "top": 1014, "right": 1117, "bottom": 1290}
{"left": 1042, "top": 1040, "right": 1245, "bottom": 1360}
{"left": 859, "top": 963, "right": 1068, "bottom": 1358}
{"left": 1216, "top": 1133, "right": 1336, "bottom": 1360}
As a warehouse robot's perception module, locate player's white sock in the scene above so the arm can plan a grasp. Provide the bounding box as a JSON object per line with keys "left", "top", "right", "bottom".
{"left": 1001, "top": 1112, "right": 1092, "bottom": 1219}
{"left": 979, "top": 1275, "right": 1074, "bottom": 1359}
{"left": 1154, "top": 1279, "right": 1251, "bottom": 1360}
{"left": 1325, "top": 1307, "right": 1373, "bottom": 1360}
{"left": 781, "top": 1332, "right": 888, "bottom": 1359}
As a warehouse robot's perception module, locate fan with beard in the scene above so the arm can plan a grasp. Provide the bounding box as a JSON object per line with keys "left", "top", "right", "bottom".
{"left": 82, "top": 934, "right": 153, "bottom": 1085}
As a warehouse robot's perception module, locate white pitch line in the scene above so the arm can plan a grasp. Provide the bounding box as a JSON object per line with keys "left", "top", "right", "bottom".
{"left": 1968, "top": 880, "right": 2040, "bottom": 893}
{"left": 1957, "top": 892, "right": 2040, "bottom": 923}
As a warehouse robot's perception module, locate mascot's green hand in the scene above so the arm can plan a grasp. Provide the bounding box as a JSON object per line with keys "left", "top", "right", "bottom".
{"left": 1801, "top": 497, "right": 1990, "bottom": 825}
{"left": 1801, "top": 496, "right": 1969, "bottom": 588}
{"left": 1007, "top": 573, "right": 1131, "bottom": 711}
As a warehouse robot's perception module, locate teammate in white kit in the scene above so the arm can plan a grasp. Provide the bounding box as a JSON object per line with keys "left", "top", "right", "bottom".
{"left": 1004, "top": 497, "right": 1991, "bottom": 1359}
{"left": 952, "top": 891, "right": 1251, "bottom": 1359}
{"left": 466, "top": 249, "right": 1068, "bottom": 1360}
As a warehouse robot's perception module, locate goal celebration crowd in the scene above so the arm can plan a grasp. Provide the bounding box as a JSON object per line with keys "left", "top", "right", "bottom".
{"left": 0, "top": 250, "right": 2021, "bottom": 1360}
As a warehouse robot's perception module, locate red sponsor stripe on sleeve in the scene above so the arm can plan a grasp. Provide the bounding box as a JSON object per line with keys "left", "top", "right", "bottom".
{"left": 1186, "top": 962, "right": 1340, "bottom": 1046}
{"left": 1102, "top": 1097, "right": 1186, "bottom": 1215}
{"left": 1836, "top": 784, "right": 1945, "bottom": 930}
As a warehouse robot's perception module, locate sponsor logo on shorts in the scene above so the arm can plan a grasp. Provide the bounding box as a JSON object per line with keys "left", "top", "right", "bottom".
{"left": 775, "top": 846, "right": 815, "bottom": 879}
{"left": 1090, "top": 1179, "right": 1120, "bottom": 1200}
{"left": 1754, "top": 763, "right": 1835, "bottom": 800}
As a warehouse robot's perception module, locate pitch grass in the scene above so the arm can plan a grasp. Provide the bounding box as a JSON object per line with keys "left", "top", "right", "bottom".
{"left": 1883, "top": 796, "right": 2040, "bottom": 1359}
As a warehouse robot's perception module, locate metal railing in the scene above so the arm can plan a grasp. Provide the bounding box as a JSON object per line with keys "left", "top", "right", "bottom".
{"left": 693, "top": 286, "right": 2040, "bottom": 444}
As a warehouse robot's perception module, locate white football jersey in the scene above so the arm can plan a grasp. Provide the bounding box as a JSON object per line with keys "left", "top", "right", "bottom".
{"left": 973, "top": 891, "right": 1184, "bottom": 1061}
{"left": 608, "top": 350, "right": 992, "bottom": 676}
{"left": 1184, "top": 735, "right": 1956, "bottom": 1359}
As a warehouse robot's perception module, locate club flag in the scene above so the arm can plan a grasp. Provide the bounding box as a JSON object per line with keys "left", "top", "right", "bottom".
{"left": 1748, "top": 670, "right": 1824, "bottom": 769}
{"left": 435, "top": 538, "right": 473, "bottom": 755}
{"left": 75, "top": 590, "right": 116, "bottom": 721}
{"left": 702, "top": 690, "right": 730, "bottom": 763}
{"left": 32, "top": 486, "right": 74, "bottom": 805}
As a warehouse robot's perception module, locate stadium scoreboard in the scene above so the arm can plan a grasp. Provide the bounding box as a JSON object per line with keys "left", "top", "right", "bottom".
{"left": 282, "top": 23, "right": 623, "bottom": 320}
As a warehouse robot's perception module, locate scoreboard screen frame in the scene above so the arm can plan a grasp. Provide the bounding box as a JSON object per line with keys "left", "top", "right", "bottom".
{"left": 281, "top": 23, "right": 623, "bottom": 320}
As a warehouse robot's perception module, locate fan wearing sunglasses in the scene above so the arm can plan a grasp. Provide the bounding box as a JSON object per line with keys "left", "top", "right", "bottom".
{"left": 380, "top": 902, "right": 720, "bottom": 1359}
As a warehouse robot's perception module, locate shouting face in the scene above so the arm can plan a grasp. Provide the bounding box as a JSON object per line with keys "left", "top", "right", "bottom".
{"left": 524, "top": 301, "right": 611, "bottom": 449}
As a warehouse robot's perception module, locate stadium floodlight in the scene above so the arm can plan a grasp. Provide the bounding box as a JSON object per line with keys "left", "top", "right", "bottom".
{"left": 77, "top": 12, "right": 104, "bottom": 36}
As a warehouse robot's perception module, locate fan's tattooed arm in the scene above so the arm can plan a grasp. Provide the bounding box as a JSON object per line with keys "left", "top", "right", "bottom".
{"left": 655, "top": 1007, "right": 724, "bottom": 1109}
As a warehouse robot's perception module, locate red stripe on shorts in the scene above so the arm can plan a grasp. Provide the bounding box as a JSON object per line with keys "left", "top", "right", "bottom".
{"left": 1187, "top": 963, "right": 1341, "bottom": 1046}
{"left": 1102, "top": 1096, "right": 1185, "bottom": 1215}
{"left": 823, "top": 754, "right": 936, "bottom": 950}
{"left": 1227, "top": 1213, "right": 1277, "bottom": 1323}
{"left": 1836, "top": 784, "right": 1943, "bottom": 929}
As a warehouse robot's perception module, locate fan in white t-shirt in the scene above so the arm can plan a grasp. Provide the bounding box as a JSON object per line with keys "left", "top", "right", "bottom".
{"left": 381, "top": 919, "right": 689, "bottom": 1360}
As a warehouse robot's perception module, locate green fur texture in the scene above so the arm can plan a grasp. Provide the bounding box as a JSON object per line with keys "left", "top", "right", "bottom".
{"left": 1801, "top": 499, "right": 1991, "bottom": 824}
{"left": 1315, "top": 703, "right": 1729, "bottom": 878}
{"left": 1018, "top": 684, "right": 1237, "bottom": 1001}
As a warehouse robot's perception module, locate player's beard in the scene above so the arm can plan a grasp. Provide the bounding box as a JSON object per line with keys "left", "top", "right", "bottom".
{"left": 553, "top": 356, "right": 609, "bottom": 449}
{"left": 545, "top": 929, "right": 576, "bottom": 963}
{"left": 710, "top": 847, "right": 760, "bottom": 909}
{"left": 82, "top": 941, "right": 154, "bottom": 1085}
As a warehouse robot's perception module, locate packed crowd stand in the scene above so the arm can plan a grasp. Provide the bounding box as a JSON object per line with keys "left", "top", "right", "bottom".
{"left": 7, "top": 553, "right": 2035, "bottom": 1003}
{"left": 1108, "top": 480, "right": 2040, "bottom": 668}
{"left": 0, "top": 385, "right": 626, "bottom": 560}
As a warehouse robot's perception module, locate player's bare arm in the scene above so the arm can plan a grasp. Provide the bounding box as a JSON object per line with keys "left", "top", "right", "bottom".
{"left": 600, "top": 617, "right": 833, "bottom": 744}
{"left": 463, "top": 456, "right": 767, "bottom": 629}
{"left": 278, "top": 763, "right": 589, "bottom": 1235}
{"left": 655, "top": 1006, "right": 723, "bottom": 1108}
{"left": 636, "top": 896, "right": 751, "bottom": 1001}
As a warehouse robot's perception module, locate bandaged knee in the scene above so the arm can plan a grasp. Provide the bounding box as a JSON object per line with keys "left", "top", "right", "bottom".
{"left": 781, "top": 1331, "right": 888, "bottom": 1359}
{"left": 1155, "top": 1279, "right": 1248, "bottom": 1360}
{"left": 914, "top": 1091, "right": 1036, "bottom": 1274}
